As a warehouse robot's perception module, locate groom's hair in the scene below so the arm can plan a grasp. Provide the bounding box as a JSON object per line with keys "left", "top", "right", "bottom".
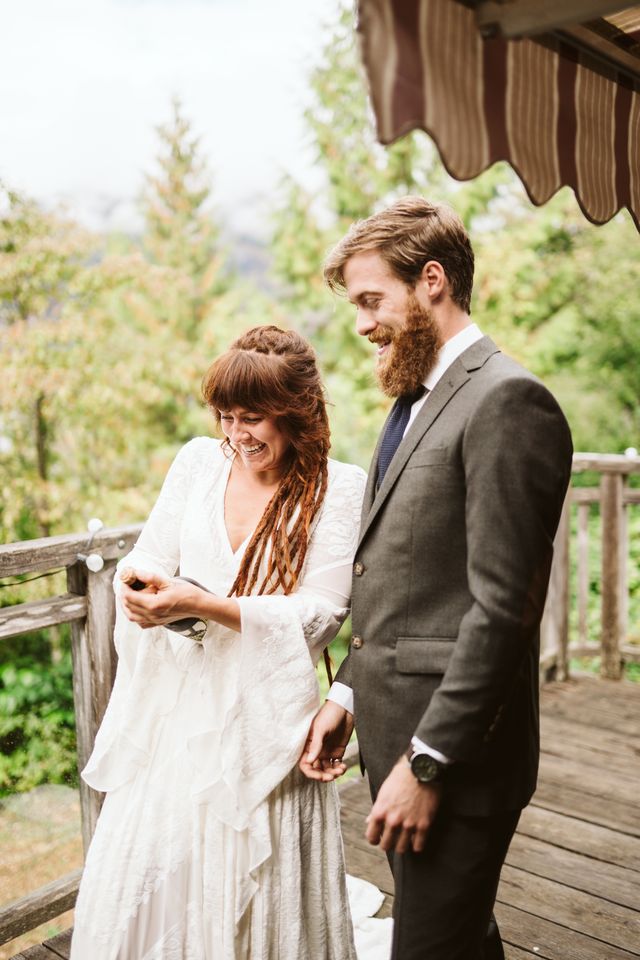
{"left": 324, "top": 196, "right": 474, "bottom": 314}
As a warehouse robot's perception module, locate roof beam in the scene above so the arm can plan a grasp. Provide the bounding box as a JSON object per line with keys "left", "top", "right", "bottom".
{"left": 475, "top": 0, "right": 638, "bottom": 38}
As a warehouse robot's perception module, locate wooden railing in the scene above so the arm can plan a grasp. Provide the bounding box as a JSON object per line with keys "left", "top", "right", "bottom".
{"left": 0, "top": 524, "right": 141, "bottom": 946}
{"left": 0, "top": 450, "right": 638, "bottom": 947}
{"left": 540, "top": 452, "right": 640, "bottom": 681}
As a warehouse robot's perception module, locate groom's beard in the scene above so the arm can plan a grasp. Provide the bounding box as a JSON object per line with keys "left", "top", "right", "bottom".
{"left": 373, "top": 293, "right": 442, "bottom": 398}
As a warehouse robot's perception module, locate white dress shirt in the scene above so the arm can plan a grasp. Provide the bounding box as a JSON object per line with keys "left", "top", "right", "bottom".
{"left": 328, "top": 324, "right": 484, "bottom": 766}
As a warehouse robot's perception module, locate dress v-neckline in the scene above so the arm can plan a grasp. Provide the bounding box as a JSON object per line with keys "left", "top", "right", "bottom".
{"left": 220, "top": 456, "right": 254, "bottom": 558}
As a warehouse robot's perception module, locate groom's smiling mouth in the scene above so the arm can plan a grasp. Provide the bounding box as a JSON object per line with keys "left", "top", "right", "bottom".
{"left": 369, "top": 333, "right": 393, "bottom": 357}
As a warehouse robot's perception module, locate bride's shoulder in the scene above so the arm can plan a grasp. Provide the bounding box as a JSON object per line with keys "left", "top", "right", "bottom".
{"left": 326, "top": 457, "right": 368, "bottom": 500}
{"left": 175, "top": 436, "right": 227, "bottom": 471}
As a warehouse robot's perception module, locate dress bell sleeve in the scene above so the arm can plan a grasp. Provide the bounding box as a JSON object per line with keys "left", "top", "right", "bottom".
{"left": 81, "top": 440, "right": 199, "bottom": 792}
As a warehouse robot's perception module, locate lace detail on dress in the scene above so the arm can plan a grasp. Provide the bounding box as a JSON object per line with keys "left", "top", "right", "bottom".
{"left": 312, "top": 459, "right": 367, "bottom": 560}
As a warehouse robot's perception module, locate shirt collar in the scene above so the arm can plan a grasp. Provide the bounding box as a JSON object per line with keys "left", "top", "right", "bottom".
{"left": 423, "top": 323, "right": 483, "bottom": 392}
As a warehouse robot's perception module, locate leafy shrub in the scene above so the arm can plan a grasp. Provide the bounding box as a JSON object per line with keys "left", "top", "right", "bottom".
{"left": 0, "top": 648, "right": 78, "bottom": 796}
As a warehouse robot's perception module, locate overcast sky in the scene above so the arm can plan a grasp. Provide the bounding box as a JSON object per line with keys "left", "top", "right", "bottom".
{"left": 1, "top": 0, "right": 339, "bottom": 234}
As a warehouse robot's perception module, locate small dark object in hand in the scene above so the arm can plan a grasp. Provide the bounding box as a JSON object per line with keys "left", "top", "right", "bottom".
{"left": 124, "top": 574, "right": 209, "bottom": 641}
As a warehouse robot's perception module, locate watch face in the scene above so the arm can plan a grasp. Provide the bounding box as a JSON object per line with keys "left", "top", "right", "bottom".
{"left": 411, "top": 753, "right": 439, "bottom": 783}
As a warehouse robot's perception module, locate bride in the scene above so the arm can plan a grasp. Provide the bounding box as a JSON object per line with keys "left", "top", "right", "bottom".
{"left": 70, "top": 325, "right": 370, "bottom": 959}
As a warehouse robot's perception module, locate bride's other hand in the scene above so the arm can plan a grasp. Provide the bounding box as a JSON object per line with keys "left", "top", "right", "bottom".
{"left": 299, "top": 700, "right": 354, "bottom": 782}
{"left": 120, "top": 571, "right": 202, "bottom": 628}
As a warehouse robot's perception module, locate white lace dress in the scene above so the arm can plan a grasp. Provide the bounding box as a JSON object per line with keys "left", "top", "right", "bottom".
{"left": 70, "top": 438, "right": 369, "bottom": 960}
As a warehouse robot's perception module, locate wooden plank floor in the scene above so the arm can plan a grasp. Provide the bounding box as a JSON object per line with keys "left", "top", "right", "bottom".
{"left": 10, "top": 676, "right": 640, "bottom": 959}
{"left": 340, "top": 676, "right": 640, "bottom": 959}
{"left": 9, "top": 929, "right": 71, "bottom": 960}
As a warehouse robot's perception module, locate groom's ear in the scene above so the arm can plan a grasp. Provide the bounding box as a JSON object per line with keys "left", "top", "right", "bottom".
{"left": 418, "top": 260, "right": 446, "bottom": 302}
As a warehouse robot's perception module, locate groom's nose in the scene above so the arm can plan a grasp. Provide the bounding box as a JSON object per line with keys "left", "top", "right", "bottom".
{"left": 355, "top": 308, "right": 377, "bottom": 336}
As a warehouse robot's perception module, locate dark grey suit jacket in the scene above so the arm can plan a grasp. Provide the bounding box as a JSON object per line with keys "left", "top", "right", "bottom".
{"left": 337, "top": 337, "right": 573, "bottom": 816}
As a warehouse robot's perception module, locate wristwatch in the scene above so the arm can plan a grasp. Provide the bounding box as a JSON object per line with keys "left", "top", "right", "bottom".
{"left": 405, "top": 746, "right": 446, "bottom": 784}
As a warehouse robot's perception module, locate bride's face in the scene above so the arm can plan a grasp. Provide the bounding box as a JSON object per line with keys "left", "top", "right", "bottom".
{"left": 219, "top": 408, "right": 291, "bottom": 479}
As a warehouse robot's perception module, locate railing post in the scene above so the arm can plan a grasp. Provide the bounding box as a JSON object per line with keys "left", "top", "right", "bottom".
{"left": 540, "top": 492, "right": 571, "bottom": 681}
{"left": 67, "top": 559, "right": 118, "bottom": 853}
{"left": 620, "top": 489, "right": 629, "bottom": 657}
{"left": 576, "top": 503, "right": 590, "bottom": 647}
{"left": 600, "top": 473, "right": 625, "bottom": 680}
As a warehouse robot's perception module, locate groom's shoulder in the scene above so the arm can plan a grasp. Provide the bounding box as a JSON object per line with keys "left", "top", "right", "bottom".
{"left": 469, "top": 348, "right": 570, "bottom": 438}
{"left": 473, "top": 342, "right": 555, "bottom": 400}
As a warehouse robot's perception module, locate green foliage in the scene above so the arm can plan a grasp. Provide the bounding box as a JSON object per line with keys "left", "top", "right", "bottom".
{"left": 470, "top": 188, "right": 640, "bottom": 452}
{"left": 0, "top": 184, "right": 94, "bottom": 326}
{"left": 0, "top": 645, "right": 77, "bottom": 796}
{"left": 626, "top": 662, "right": 640, "bottom": 682}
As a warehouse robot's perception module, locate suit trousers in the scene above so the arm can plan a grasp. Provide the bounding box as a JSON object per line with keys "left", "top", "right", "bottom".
{"left": 389, "top": 805, "right": 521, "bottom": 960}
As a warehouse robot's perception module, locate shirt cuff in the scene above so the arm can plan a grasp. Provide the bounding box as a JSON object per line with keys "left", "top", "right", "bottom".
{"left": 411, "top": 735, "right": 453, "bottom": 765}
{"left": 327, "top": 681, "right": 354, "bottom": 715}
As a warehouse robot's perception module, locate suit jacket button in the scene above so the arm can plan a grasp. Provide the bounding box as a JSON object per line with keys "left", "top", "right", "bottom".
{"left": 352, "top": 636, "right": 364, "bottom": 649}
{"left": 354, "top": 561, "right": 365, "bottom": 576}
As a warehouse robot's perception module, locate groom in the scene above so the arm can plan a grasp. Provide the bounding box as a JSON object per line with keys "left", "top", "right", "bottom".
{"left": 301, "top": 197, "right": 573, "bottom": 959}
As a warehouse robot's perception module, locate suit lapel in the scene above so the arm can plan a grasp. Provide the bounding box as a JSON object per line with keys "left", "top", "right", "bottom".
{"left": 361, "top": 428, "right": 383, "bottom": 520}
{"left": 357, "top": 336, "right": 500, "bottom": 551}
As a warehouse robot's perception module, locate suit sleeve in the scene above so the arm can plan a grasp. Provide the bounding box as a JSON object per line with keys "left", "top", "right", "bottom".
{"left": 413, "top": 376, "right": 573, "bottom": 762}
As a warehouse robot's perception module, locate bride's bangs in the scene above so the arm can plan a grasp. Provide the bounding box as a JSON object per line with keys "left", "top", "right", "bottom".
{"left": 202, "top": 349, "right": 286, "bottom": 417}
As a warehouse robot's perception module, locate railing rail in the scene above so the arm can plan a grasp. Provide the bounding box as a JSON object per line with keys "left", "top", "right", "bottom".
{"left": 0, "top": 450, "right": 639, "bottom": 947}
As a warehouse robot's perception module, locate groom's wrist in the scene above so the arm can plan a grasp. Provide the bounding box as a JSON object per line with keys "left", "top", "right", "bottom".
{"left": 326, "top": 681, "right": 354, "bottom": 715}
{"left": 411, "top": 735, "right": 453, "bottom": 766}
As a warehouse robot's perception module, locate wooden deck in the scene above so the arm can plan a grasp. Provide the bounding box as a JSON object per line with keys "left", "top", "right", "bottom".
{"left": 9, "top": 931, "right": 71, "bottom": 960}
{"left": 9, "top": 676, "right": 640, "bottom": 959}
{"left": 341, "top": 676, "right": 640, "bottom": 959}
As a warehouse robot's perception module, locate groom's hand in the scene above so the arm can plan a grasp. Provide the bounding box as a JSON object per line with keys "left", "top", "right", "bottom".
{"left": 299, "top": 700, "right": 354, "bottom": 783}
{"left": 366, "top": 759, "right": 442, "bottom": 854}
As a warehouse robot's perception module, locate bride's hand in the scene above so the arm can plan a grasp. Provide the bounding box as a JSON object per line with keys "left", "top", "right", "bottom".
{"left": 120, "top": 570, "right": 204, "bottom": 628}
{"left": 299, "top": 700, "right": 354, "bottom": 782}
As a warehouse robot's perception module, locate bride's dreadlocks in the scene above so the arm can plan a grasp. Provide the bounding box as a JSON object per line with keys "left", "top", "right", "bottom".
{"left": 202, "top": 325, "right": 330, "bottom": 599}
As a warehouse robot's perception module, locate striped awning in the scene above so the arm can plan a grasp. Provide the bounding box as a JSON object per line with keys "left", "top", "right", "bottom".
{"left": 357, "top": 0, "right": 640, "bottom": 230}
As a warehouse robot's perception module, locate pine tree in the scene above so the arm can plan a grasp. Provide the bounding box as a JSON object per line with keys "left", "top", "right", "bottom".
{"left": 141, "top": 97, "right": 227, "bottom": 341}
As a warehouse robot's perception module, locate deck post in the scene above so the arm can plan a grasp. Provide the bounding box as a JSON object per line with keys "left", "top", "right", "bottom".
{"left": 576, "top": 502, "right": 590, "bottom": 647}
{"left": 67, "top": 559, "right": 118, "bottom": 853}
{"left": 599, "top": 473, "right": 625, "bottom": 680}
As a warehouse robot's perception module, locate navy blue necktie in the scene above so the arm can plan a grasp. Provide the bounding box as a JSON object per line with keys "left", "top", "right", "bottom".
{"left": 376, "top": 386, "right": 427, "bottom": 490}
